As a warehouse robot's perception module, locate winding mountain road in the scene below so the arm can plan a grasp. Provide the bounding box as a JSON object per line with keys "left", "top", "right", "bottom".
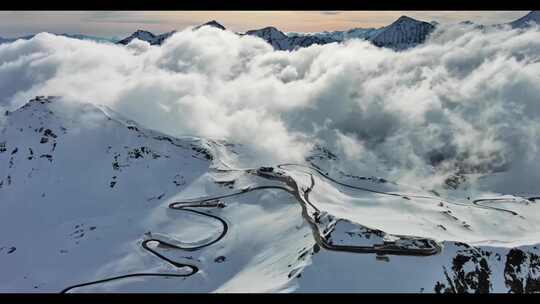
{"left": 61, "top": 162, "right": 532, "bottom": 292}
{"left": 278, "top": 163, "right": 530, "bottom": 215}
{"left": 61, "top": 200, "right": 231, "bottom": 293}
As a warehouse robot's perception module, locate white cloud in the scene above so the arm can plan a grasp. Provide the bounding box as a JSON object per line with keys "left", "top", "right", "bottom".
{"left": 1, "top": 24, "right": 540, "bottom": 190}
{"left": 336, "top": 131, "right": 365, "bottom": 161}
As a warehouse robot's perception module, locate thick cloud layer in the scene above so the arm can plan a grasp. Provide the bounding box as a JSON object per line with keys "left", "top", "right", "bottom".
{"left": 1, "top": 24, "right": 540, "bottom": 191}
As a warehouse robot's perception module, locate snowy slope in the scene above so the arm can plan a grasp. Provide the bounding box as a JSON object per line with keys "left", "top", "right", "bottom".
{"left": 0, "top": 96, "right": 216, "bottom": 292}
{"left": 509, "top": 11, "right": 540, "bottom": 28}
{"left": 1, "top": 96, "right": 540, "bottom": 293}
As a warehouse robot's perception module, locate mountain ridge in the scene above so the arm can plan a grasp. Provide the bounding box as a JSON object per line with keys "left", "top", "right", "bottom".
{"left": 114, "top": 11, "right": 537, "bottom": 51}
{"left": 3, "top": 11, "right": 537, "bottom": 50}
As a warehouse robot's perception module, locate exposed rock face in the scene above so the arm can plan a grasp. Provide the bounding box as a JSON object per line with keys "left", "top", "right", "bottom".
{"left": 435, "top": 243, "right": 493, "bottom": 293}
{"left": 434, "top": 243, "right": 540, "bottom": 293}
{"left": 504, "top": 248, "right": 540, "bottom": 293}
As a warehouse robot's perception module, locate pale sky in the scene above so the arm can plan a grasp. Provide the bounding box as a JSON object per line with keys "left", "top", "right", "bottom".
{"left": 0, "top": 11, "right": 530, "bottom": 39}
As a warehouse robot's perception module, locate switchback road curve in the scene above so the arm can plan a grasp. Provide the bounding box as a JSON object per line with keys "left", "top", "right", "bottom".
{"left": 61, "top": 200, "right": 231, "bottom": 293}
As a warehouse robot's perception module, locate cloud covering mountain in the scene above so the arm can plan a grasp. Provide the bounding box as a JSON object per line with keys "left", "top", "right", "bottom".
{"left": 1, "top": 22, "right": 540, "bottom": 192}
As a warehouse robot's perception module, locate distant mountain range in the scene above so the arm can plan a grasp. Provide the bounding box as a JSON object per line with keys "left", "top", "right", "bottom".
{"left": 1, "top": 11, "right": 539, "bottom": 51}
{"left": 117, "top": 16, "right": 435, "bottom": 51}
{"left": 113, "top": 11, "right": 540, "bottom": 51}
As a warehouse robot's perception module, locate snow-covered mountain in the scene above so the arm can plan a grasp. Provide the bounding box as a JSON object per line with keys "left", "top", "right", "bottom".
{"left": 370, "top": 16, "right": 436, "bottom": 50}
{"left": 288, "top": 27, "right": 383, "bottom": 42}
{"left": 243, "top": 26, "right": 335, "bottom": 51}
{"left": 115, "top": 16, "right": 436, "bottom": 51}
{"left": 117, "top": 30, "right": 155, "bottom": 45}
{"left": 0, "top": 96, "right": 217, "bottom": 292}
{"left": 509, "top": 10, "right": 540, "bottom": 28}
{"left": 4, "top": 11, "right": 540, "bottom": 51}
{"left": 246, "top": 15, "right": 436, "bottom": 51}
{"left": 116, "top": 30, "right": 177, "bottom": 46}
{"left": 244, "top": 26, "right": 383, "bottom": 51}
{"left": 1, "top": 96, "right": 540, "bottom": 293}
{"left": 116, "top": 21, "right": 226, "bottom": 46}
{"left": 260, "top": 15, "right": 435, "bottom": 51}
{"left": 244, "top": 27, "right": 290, "bottom": 49}
{"left": 244, "top": 16, "right": 435, "bottom": 51}
{"left": 194, "top": 20, "right": 226, "bottom": 31}
{"left": 113, "top": 12, "right": 540, "bottom": 51}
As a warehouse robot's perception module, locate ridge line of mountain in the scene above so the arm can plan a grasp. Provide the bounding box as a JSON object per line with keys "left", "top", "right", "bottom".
{"left": 1, "top": 11, "right": 539, "bottom": 51}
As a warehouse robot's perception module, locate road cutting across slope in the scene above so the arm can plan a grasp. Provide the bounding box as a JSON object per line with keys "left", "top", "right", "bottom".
{"left": 64, "top": 162, "right": 534, "bottom": 292}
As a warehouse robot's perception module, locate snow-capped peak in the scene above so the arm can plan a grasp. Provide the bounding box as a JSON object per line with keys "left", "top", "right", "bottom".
{"left": 134, "top": 29, "right": 153, "bottom": 35}
{"left": 117, "top": 30, "right": 156, "bottom": 45}
{"left": 371, "top": 15, "right": 435, "bottom": 50}
{"left": 394, "top": 15, "right": 419, "bottom": 24}
{"left": 117, "top": 20, "right": 226, "bottom": 46}
{"left": 117, "top": 29, "right": 176, "bottom": 46}
{"left": 245, "top": 26, "right": 288, "bottom": 40}
{"left": 194, "top": 20, "right": 226, "bottom": 30}
{"left": 243, "top": 26, "right": 293, "bottom": 50}
{"left": 132, "top": 30, "right": 156, "bottom": 39}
